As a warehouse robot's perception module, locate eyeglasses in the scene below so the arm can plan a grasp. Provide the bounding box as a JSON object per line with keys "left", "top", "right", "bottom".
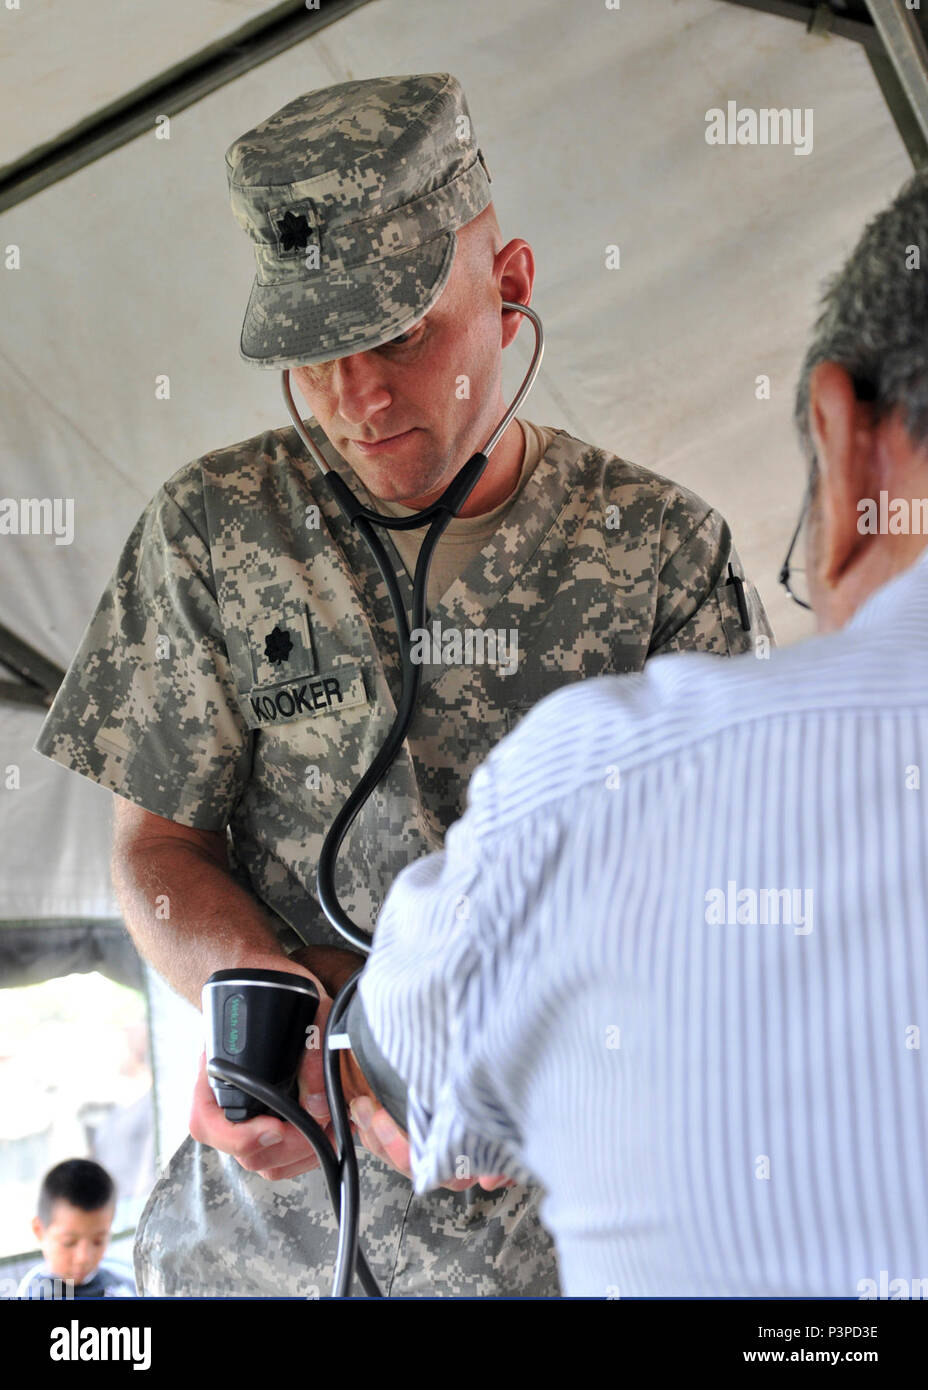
{"left": 778, "top": 469, "right": 815, "bottom": 611}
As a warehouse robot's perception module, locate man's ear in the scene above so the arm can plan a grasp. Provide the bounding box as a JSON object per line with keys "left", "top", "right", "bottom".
{"left": 808, "top": 361, "right": 874, "bottom": 584}
{"left": 497, "top": 240, "right": 535, "bottom": 349}
{"left": 31, "top": 1215, "right": 43, "bottom": 1242}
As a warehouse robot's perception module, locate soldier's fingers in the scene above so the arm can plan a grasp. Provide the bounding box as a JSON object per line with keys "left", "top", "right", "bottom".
{"left": 373, "top": 1115, "right": 412, "bottom": 1176}
{"left": 350, "top": 1098, "right": 412, "bottom": 1177}
{"left": 353, "top": 1119, "right": 409, "bottom": 1177}
{"left": 257, "top": 1156, "right": 325, "bottom": 1182}
{"left": 233, "top": 1130, "right": 320, "bottom": 1172}
{"left": 191, "top": 1035, "right": 344, "bottom": 1174}
{"left": 354, "top": 1121, "right": 393, "bottom": 1170}
{"left": 197, "top": 1105, "right": 322, "bottom": 1173}
{"left": 190, "top": 1051, "right": 295, "bottom": 1159}
{"left": 255, "top": 1115, "right": 346, "bottom": 1181}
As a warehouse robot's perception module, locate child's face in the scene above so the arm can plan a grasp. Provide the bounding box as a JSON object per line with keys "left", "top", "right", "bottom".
{"left": 31, "top": 1200, "right": 114, "bottom": 1284}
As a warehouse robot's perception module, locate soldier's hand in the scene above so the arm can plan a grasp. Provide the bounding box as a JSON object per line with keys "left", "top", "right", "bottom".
{"left": 189, "top": 986, "right": 354, "bottom": 1182}
{"left": 348, "top": 1094, "right": 514, "bottom": 1194}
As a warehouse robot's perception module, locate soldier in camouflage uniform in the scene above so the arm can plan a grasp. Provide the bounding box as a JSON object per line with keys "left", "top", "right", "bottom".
{"left": 35, "top": 73, "right": 773, "bottom": 1297}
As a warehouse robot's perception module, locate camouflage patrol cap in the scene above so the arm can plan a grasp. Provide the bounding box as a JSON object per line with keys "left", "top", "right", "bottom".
{"left": 225, "top": 72, "right": 493, "bottom": 369}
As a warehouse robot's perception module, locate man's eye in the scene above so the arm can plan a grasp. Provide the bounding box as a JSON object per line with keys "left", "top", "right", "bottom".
{"left": 385, "top": 325, "right": 422, "bottom": 348}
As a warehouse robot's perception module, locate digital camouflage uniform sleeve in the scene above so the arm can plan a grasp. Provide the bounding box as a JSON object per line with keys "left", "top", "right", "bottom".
{"left": 646, "top": 499, "right": 773, "bottom": 659}
{"left": 33, "top": 467, "right": 254, "bottom": 830}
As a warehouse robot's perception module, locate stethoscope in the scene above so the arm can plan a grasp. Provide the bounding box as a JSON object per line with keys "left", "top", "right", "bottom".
{"left": 266, "top": 300, "right": 545, "bottom": 1295}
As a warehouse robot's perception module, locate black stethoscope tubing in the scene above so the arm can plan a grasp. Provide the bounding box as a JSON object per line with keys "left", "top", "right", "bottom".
{"left": 278, "top": 301, "right": 544, "bottom": 1295}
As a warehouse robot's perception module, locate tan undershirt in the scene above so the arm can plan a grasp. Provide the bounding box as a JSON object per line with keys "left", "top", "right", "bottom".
{"left": 373, "top": 419, "right": 556, "bottom": 611}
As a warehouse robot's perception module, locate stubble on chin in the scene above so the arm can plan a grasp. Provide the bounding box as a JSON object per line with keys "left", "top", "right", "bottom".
{"left": 351, "top": 445, "right": 459, "bottom": 506}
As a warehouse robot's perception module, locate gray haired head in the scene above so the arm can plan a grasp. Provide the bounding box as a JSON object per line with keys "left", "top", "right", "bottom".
{"left": 794, "top": 169, "right": 928, "bottom": 473}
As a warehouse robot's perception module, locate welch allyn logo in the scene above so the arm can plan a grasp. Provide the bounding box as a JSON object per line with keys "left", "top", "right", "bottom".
{"left": 49, "top": 1321, "right": 152, "bottom": 1371}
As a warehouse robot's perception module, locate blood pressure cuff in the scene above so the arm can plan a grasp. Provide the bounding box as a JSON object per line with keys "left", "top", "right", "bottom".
{"left": 343, "top": 990, "right": 409, "bottom": 1131}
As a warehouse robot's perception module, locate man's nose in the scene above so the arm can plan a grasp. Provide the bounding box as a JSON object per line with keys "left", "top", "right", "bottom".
{"left": 331, "top": 351, "right": 392, "bottom": 426}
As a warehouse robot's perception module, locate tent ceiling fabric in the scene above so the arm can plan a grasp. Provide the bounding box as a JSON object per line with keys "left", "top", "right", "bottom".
{"left": 0, "top": 0, "right": 292, "bottom": 169}
{"left": 0, "top": 0, "right": 913, "bottom": 920}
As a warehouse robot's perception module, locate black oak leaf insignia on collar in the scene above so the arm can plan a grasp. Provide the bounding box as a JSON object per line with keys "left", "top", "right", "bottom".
{"left": 265, "top": 625, "right": 293, "bottom": 665}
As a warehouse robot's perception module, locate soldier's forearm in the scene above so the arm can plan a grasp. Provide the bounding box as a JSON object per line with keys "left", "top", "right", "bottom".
{"left": 112, "top": 838, "right": 313, "bottom": 1008}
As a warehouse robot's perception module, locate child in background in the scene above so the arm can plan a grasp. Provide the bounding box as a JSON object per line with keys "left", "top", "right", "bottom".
{"left": 17, "top": 1158, "right": 136, "bottom": 1298}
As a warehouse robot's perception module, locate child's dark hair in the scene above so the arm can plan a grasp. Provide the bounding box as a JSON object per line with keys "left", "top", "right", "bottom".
{"left": 37, "top": 1159, "right": 116, "bottom": 1225}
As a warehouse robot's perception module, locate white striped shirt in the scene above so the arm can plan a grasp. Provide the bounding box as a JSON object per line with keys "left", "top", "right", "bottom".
{"left": 360, "top": 549, "right": 928, "bottom": 1297}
